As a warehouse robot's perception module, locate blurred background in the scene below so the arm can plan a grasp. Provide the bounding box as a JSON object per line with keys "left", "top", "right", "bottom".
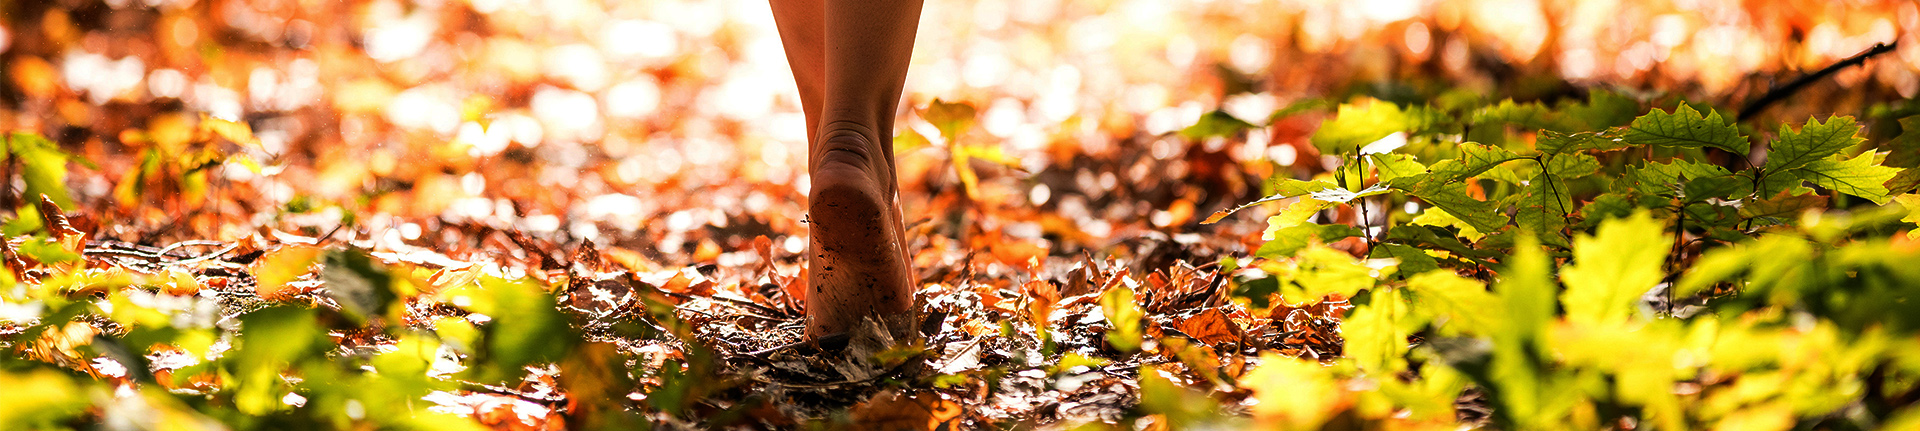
{"left": 1, "top": 0, "right": 1915, "bottom": 270}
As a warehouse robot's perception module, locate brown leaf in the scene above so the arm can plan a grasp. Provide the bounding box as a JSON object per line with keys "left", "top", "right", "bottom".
{"left": 1026, "top": 280, "right": 1059, "bottom": 329}
{"left": 850, "top": 389, "right": 962, "bottom": 431}
{"left": 1175, "top": 308, "right": 1244, "bottom": 346}
{"left": 570, "top": 239, "right": 609, "bottom": 274}
{"left": 36, "top": 195, "right": 82, "bottom": 241}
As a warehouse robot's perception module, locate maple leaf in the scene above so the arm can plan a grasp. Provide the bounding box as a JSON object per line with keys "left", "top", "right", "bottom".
{"left": 1793, "top": 152, "right": 1901, "bottom": 205}
{"left": 1763, "top": 115, "right": 1863, "bottom": 174}
{"left": 1622, "top": 104, "right": 1749, "bottom": 155}
{"left": 1559, "top": 211, "right": 1668, "bottom": 325}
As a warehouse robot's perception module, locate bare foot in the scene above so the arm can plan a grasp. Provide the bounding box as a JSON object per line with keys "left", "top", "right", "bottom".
{"left": 806, "top": 131, "right": 913, "bottom": 338}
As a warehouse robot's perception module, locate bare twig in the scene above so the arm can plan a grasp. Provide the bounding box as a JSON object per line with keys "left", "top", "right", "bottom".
{"left": 1738, "top": 42, "right": 1899, "bottom": 122}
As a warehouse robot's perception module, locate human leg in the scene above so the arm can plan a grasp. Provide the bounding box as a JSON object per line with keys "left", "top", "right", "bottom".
{"left": 768, "top": 0, "right": 924, "bottom": 338}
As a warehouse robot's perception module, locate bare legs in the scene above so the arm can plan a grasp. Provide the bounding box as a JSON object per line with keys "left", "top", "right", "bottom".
{"left": 769, "top": 0, "right": 923, "bottom": 338}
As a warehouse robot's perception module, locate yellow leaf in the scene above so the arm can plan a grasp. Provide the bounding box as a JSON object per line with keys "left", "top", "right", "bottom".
{"left": 252, "top": 245, "right": 323, "bottom": 298}
{"left": 201, "top": 114, "right": 261, "bottom": 147}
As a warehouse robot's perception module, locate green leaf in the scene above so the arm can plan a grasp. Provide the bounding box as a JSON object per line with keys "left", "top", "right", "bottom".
{"left": 1738, "top": 190, "right": 1825, "bottom": 221}
{"left": 1284, "top": 245, "right": 1377, "bottom": 303}
{"left": 1344, "top": 287, "right": 1417, "bottom": 373}
{"left": 1307, "top": 184, "right": 1394, "bottom": 203}
{"left": 1266, "top": 98, "right": 1330, "bottom": 123}
{"left": 1257, "top": 223, "right": 1361, "bottom": 259}
{"left": 1579, "top": 193, "right": 1637, "bottom": 227}
{"left": 1204, "top": 179, "right": 1336, "bottom": 224}
{"left": 1471, "top": 99, "right": 1564, "bottom": 132}
{"left": 1535, "top": 130, "right": 1632, "bottom": 155}
{"left": 1374, "top": 243, "right": 1439, "bottom": 276}
{"left": 1885, "top": 116, "right": 1920, "bottom": 169}
{"left": 477, "top": 277, "right": 575, "bottom": 379}
{"left": 1371, "top": 152, "right": 1428, "bottom": 183}
{"left": 1682, "top": 175, "right": 1754, "bottom": 202}
{"left": 1544, "top": 153, "right": 1601, "bottom": 178}
{"left": 1672, "top": 236, "right": 1811, "bottom": 298}
{"left": 1180, "top": 109, "right": 1257, "bottom": 140}
{"left": 1793, "top": 152, "right": 1901, "bottom": 205}
{"left": 1488, "top": 234, "right": 1555, "bottom": 424}
{"left": 232, "top": 306, "right": 326, "bottom": 414}
{"left": 1887, "top": 168, "right": 1920, "bottom": 195}
{"left": 1896, "top": 194, "right": 1920, "bottom": 239}
{"left": 1563, "top": 89, "right": 1641, "bottom": 129}
{"left": 9, "top": 133, "right": 73, "bottom": 208}
{"left": 1559, "top": 210, "right": 1668, "bottom": 325}
{"left": 1423, "top": 143, "right": 1524, "bottom": 184}
{"left": 1410, "top": 208, "right": 1486, "bottom": 241}
{"left": 319, "top": 249, "right": 397, "bottom": 324}
{"left": 1763, "top": 116, "right": 1863, "bottom": 174}
{"left": 1514, "top": 172, "right": 1572, "bottom": 243}
{"left": 1240, "top": 355, "right": 1342, "bottom": 430}
{"left": 1311, "top": 101, "right": 1444, "bottom": 155}
{"left": 1261, "top": 198, "right": 1337, "bottom": 235}
{"left": 1622, "top": 104, "right": 1750, "bottom": 155}
{"left": 1405, "top": 271, "right": 1499, "bottom": 335}
{"left": 0, "top": 369, "right": 91, "bottom": 427}
{"left": 1408, "top": 182, "right": 1509, "bottom": 233}
{"left": 1100, "top": 285, "right": 1143, "bottom": 352}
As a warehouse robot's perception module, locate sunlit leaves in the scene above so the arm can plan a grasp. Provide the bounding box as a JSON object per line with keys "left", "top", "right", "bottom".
{"left": 922, "top": 99, "right": 977, "bottom": 140}
{"left": 472, "top": 276, "right": 575, "bottom": 381}
{"left": 1369, "top": 152, "right": 1427, "bottom": 183}
{"left": 1470, "top": 99, "right": 1564, "bottom": 132}
{"left": 1884, "top": 116, "right": 1920, "bottom": 194}
{"left": 1404, "top": 271, "right": 1498, "bottom": 335}
{"left": 1406, "top": 182, "right": 1508, "bottom": 233}
{"left": 7, "top": 133, "right": 74, "bottom": 208}
{"left": 1261, "top": 197, "right": 1335, "bottom": 235}
{"left": 253, "top": 245, "right": 323, "bottom": 299}
{"left": 1763, "top": 116, "right": 1863, "bottom": 173}
{"left": 1311, "top": 101, "right": 1445, "bottom": 155}
{"left": 1203, "top": 179, "right": 1334, "bottom": 224}
{"left": 0, "top": 369, "right": 90, "bottom": 427}
{"left": 1622, "top": 104, "right": 1750, "bottom": 155}
{"left": 1100, "top": 284, "right": 1143, "bottom": 352}
{"left": 1898, "top": 194, "right": 1920, "bottom": 239}
{"left": 1792, "top": 152, "right": 1901, "bottom": 205}
{"left": 1486, "top": 235, "right": 1560, "bottom": 428}
{"left": 1373, "top": 243, "right": 1438, "bottom": 276}
{"left": 1180, "top": 110, "right": 1257, "bottom": 140}
{"left": 1558, "top": 211, "right": 1667, "bottom": 325}
{"left": 202, "top": 114, "right": 264, "bottom": 148}
{"left": 1534, "top": 129, "right": 1632, "bottom": 155}
{"left": 231, "top": 306, "right": 327, "bottom": 414}
{"left": 1344, "top": 287, "right": 1416, "bottom": 373}
{"left": 1241, "top": 354, "right": 1342, "bottom": 431}
{"left": 1514, "top": 172, "right": 1572, "bottom": 244}
{"left": 1257, "top": 223, "right": 1360, "bottom": 259}
{"left": 1281, "top": 245, "right": 1376, "bottom": 303}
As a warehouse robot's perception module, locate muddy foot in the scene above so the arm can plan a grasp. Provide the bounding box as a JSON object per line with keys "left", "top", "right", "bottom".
{"left": 806, "top": 133, "right": 914, "bottom": 338}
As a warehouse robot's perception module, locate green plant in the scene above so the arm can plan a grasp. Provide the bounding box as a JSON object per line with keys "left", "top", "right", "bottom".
{"left": 1211, "top": 94, "right": 1920, "bottom": 430}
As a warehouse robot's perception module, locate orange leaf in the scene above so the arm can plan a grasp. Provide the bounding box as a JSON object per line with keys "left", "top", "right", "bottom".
{"left": 253, "top": 245, "right": 322, "bottom": 298}
{"left": 1176, "top": 308, "right": 1244, "bottom": 345}
{"left": 850, "top": 390, "right": 962, "bottom": 431}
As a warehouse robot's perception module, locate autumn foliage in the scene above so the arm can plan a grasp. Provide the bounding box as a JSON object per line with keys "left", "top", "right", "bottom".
{"left": 4, "top": 0, "right": 1920, "bottom": 430}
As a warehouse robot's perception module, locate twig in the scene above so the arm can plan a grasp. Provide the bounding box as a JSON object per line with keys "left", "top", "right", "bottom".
{"left": 1738, "top": 42, "right": 1899, "bottom": 122}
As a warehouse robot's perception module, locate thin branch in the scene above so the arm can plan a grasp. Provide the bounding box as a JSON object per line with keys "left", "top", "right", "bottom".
{"left": 1738, "top": 42, "right": 1899, "bottom": 122}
